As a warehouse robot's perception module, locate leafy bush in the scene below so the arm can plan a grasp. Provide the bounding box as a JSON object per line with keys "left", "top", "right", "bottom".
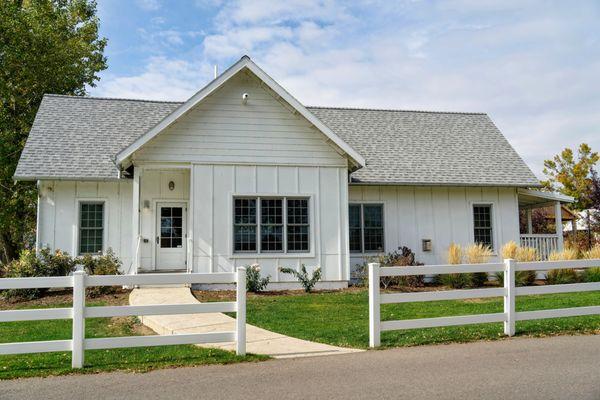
{"left": 546, "top": 248, "right": 579, "bottom": 284}
{"left": 279, "top": 264, "right": 322, "bottom": 293}
{"left": 351, "top": 247, "right": 424, "bottom": 288}
{"left": 246, "top": 264, "right": 270, "bottom": 293}
{"left": 2, "top": 249, "right": 75, "bottom": 300}
{"left": 437, "top": 243, "right": 472, "bottom": 289}
{"left": 495, "top": 242, "right": 538, "bottom": 286}
{"left": 75, "top": 248, "right": 121, "bottom": 296}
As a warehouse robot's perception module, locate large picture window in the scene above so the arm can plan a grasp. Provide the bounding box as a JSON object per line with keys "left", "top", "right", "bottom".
{"left": 233, "top": 197, "right": 310, "bottom": 253}
{"left": 79, "top": 202, "right": 104, "bottom": 255}
{"left": 349, "top": 204, "right": 384, "bottom": 253}
{"left": 473, "top": 204, "right": 494, "bottom": 249}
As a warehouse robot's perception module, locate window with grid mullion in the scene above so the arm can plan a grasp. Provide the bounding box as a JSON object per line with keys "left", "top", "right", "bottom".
{"left": 261, "top": 199, "right": 283, "bottom": 252}
{"left": 234, "top": 198, "right": 257, "bottom": 252}
{"left": 473, "top": 205, "right": 493, "bottom": 249}
{"left": 287, "top": 199, "right": 309, "bottom": 252}
{"left": 79, "top": 202, "right": 104, "bottom": 255}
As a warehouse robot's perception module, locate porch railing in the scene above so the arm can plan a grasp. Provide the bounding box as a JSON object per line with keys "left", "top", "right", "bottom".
{"left": 519, "top": 234, "right": 559, "bottom": 260}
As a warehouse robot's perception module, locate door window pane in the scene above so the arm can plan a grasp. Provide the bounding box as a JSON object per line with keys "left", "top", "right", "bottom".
{"left": 160, "top": 206, "right": 184, "bottom": 248}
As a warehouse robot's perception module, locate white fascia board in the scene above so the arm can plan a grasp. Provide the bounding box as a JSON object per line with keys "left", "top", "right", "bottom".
{"left": 518, "top": 188, "right": 575, "bottom": 203}
{"left": 115, "top": 56, "right": 366, "bottom": 168}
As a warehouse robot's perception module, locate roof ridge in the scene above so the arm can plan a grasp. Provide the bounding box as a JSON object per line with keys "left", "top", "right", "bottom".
{"left": 307, "top": 105, "right": 487, "bottom": 115}
{"left": 44, "top": 94, "right": 184, "bottom": 105}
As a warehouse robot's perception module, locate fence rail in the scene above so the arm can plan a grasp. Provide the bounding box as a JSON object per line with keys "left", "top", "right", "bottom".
{"left": 0, "top": 268, "right": 247, "bottom": 368}
{"left": 369, "top": 258, "right": 600, "bottom": 347}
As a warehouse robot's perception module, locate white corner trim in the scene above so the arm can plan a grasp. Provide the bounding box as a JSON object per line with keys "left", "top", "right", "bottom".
{"left": 115, "top": 56, "right": 366, "bottom": 168}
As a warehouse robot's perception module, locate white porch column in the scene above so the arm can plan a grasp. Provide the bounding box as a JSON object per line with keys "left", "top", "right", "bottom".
{"left": 187, "top": 165, "right": 194, "bottom": 273}
{"left": 526, "top": 209, "right": 533, "bottom": 234}
{"left": 555, "top": 201, "right": 564, "bottom": 251}
{"left": 131, "top": 166, "right": 142, "bottom": 274}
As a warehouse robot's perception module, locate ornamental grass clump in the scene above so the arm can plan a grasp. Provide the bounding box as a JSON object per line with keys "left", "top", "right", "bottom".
{"left": 582, "top": 245, "right": 600, "bottom": 282}
{"left": 279, "top": 264, "right": 322, "bottom": 293}
{"left": 546, "top": 248, "right": 579, "bottom": 285}
{"left": 438, "top": 243, "right": 472, "bottom": 289}
{"left": 465, "top": 243, "right": 493, "bottom": 287}
{"left": 246, "top": 264, "right": 270, "bottom": 293}
{"left": 495, "top": 241, "right": 538, "bottom": 286}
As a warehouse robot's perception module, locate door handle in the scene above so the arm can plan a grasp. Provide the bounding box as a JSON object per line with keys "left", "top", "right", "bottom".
{"left": 156, "top": 236, "right": 159, "bottom": 244}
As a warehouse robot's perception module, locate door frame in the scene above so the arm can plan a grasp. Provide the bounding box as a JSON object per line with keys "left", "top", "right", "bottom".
{"left": 152, "top": 200, "right": 189, "bottom": 271}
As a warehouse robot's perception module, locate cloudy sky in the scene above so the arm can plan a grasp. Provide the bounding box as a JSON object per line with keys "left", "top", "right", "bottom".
{"left": 93, "top": 0, "right": 600, "bottom": 177}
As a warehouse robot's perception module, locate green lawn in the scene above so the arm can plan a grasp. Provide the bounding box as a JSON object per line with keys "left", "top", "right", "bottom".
{"left": 0, "top": 292, "right": 267, "bottom": 380}
{"left": 241, "top": 288, "right": 600, "bottom": 348}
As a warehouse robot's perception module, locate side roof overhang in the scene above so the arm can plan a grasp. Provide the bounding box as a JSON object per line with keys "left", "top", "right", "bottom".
{"left": 517, "top": 188, "right": 575, "bottom": 209}
{"left": 115, "top": 55, "right": 366, "bottom": 170}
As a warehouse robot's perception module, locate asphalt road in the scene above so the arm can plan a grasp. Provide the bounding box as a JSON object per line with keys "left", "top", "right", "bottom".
{"left": 1, "top": 335, "right": 599, "bottom": 400}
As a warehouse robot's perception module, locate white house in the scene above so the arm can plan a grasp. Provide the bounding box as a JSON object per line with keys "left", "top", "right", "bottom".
{"left": 14, "top": 56, "right": 573, "bottom": 288}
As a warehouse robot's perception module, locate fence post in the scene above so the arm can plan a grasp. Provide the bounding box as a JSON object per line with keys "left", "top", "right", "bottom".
{"left": 503, "top": 259, "right": 516, "bottom": 337}
{"left": 72, "top": 270, "right": 86, "bottom": 368}
{"left": 369, "top": 263, "right": 381, "bottom": 347}
{"left": 236, "top": 267, "right": 246, "bottom": 356}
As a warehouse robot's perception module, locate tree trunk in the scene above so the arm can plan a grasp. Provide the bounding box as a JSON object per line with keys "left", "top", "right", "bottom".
{"left": 0, "top": 233, "right": 18, "bottom": 264}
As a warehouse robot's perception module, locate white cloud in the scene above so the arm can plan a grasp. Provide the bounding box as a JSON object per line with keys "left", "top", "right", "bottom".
{"left": 94, "top": 0, "right": 600, "bottom": 177}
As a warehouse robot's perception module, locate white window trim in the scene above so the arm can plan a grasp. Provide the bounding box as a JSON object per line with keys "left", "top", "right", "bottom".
{"left": 469, "top": 202, "right": 498, "bottom": 253}
{"left": 228, "top": 194, "right": 315, "bottom": 259}
{"left": 349, "top": 202, "right": 385, "bottom": 255}
{"left": 75, "top": 198, "right": 108, "bottom": 256}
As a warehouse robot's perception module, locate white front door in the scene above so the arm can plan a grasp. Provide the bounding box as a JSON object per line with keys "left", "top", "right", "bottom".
{"left": 156, "top": 202, "right": 187, "bottom": 270}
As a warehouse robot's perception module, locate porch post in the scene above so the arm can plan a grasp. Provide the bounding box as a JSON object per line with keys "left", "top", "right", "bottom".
{"left": 187, "top": 165, "right": 194, "bottom": 273}
{"left": 555, "top": 201, "right": 564, "bottom": 251}
{"left": 526, "top": 209, "right": 533, "bottom": 234}
{"left": 132, "top": 166, "right": 141, "bottom": 274}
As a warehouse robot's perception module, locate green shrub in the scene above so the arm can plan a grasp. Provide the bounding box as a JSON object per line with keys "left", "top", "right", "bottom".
{"left": 583, "top": 267, "right": 600, "bottom": 282}
{"left": 2, "top": 249, "right": 75, "bottom": 300}
{"left": 246, "top": 264, "right": 270, "bottom": 293}
{"left": 75, "top": 249, "right": 121, "bottom": 297}
{"left": 546, "top": 268, "right": 579, "bottom": 285}
{"left": 352, "top": 247, "right": 424, "bottom": 289}
{"left": 279, "top": 264, "right": 322, "bottom": 293}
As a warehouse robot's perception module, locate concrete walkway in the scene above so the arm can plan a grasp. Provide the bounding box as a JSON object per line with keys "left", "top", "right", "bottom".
{"left": 129, "top": 287, "right": 362, "bottom": 359}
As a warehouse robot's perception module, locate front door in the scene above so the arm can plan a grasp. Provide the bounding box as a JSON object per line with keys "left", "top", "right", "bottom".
{"left": 156, "top": 202, "right": 187, "bottom": 270}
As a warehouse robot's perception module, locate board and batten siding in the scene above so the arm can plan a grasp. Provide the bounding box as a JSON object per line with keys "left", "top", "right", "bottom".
{"left": 191, "top": 164, "right": 350, "bottom": 283}
{"left": 348, "top": 185, "right": 520, "bottom": 270}
{"left": 132, "top": 71, "right": 347, "bottom": 168}
{"left": 37, "top": 180, "right": 133, "bottom": 272}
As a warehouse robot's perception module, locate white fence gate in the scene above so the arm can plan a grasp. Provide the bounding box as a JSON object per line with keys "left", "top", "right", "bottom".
{"left": 369, "top": 259, "right": 600, "bottom": 347}
{"left": 0, "top": 268, "right": 247, "bottom": 368}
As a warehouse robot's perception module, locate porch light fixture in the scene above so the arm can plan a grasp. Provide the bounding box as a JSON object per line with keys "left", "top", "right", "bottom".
{"left": 143, "top": 200, "right": 150, "bottom": 211}
{"left": 242, "top": 92, "right": 249, "bottom": 105}
{"left": 168, "top": 181, "right": 175, "bottom": 191}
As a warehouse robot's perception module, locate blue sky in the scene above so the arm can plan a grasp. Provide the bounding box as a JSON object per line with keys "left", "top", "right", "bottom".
{"left": 92, "top": 0, "right": 600, "bottom": 177}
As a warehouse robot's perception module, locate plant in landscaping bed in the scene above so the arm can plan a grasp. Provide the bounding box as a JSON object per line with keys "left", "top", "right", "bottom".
{"left": 582, "top": 245, "right": 600, "bottom": 282}
{"left": 246, "top": 264, "right": 270, "bottom": 293}
{"left": 437, "top": 243, "right": 472, "bottom": 289}
{"left": 546, "top": 248, "right": 580, "bottom": 284}
{"left": 465, "top": 243, "right": 493, "bottom": 287}
{"left": 385, "top": 246, "right": 424, "bottom": 288}
{"left": 279, "top": 264, "right": 322, "bottom": 293}
{"left": 2, "top": 249, "right": 76, "bottom": 300}
{"left": 76, "top": 249, "right": 122, "bottom": 296}
{"left": 495, "top": 241, "right": 538, "bottom": 286}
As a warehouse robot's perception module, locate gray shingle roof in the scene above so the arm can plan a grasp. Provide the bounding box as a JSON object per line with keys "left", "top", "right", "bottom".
{"left": 15, "top": 95, "right": 540, "bottom": 187}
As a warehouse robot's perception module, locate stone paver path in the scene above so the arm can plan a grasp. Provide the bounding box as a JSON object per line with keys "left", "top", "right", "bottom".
{"left": 129, "top": 287, "right": 363, "bottom": 359}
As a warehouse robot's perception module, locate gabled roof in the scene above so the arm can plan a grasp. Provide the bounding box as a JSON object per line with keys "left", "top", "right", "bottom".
{"left": 116, "top": 55, "right": 365, "bottom": 169}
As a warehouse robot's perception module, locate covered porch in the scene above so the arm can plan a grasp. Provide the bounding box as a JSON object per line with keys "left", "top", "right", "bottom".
{"left": 517, "top": 189, "right": 575, "bottom": 260}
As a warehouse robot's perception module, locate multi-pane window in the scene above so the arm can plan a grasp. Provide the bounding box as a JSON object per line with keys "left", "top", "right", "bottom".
{"left": 160, "top": 207, "right": 183, "bottom": 248}
{"left": 349, "top": 204, "right": 384, "bottom": 253}
{"left": 79, "top": 202, "right": 104, "bottom": 254}
{"left": 233, "top": 197, "right": 310, "bottom": 253}
{"left": 234, "top": 198, "right": 257, "bottom": 252}
{"left": 473, "top": 205, "right": 493, "bottom": 249}
{"left": 287, "top": 199, "right": 309, "bottom": 252}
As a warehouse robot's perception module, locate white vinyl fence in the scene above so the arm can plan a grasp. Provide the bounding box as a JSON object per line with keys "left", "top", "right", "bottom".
{"left": 0, "top": 268, "right": 247, "bottom": 368}
{"left": 369, "top": 259, "right": 600, "bottom": 347}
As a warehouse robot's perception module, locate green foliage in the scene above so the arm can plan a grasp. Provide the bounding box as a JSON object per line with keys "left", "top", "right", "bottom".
{"left": 245, "top": 264, "right": 270, "bottom": 293}
{"left": 436, "top": 272, "right": 473, "bottom": 289}
{"left": 0, "top": 0, "right": 107, "bottom": 263}
{"left": 75, "top": 248, "right": 121, "bottom": 296}
{"left": 545, "top": 269, "right": 579, "bottom": 285}
{"left": 542, "top": 143, "right": 599, "bottom": 211}
{"left": 583, "top": 267, "right": 600, "bottom": 282}
{"left": 2, "top": 248, "right": 75, "bottom": 300}
{"left": 279, "top": 264, "right": 322, "bottom": 293}
{"left": 352, "top": 247, "right": 424, "bottom": 288}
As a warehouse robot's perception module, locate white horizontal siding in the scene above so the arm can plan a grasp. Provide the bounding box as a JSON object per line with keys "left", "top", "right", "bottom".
{"left": 133, "top": 71, "right": 346, "bottom": 167}
{"left": 348, "top": 185, "right": 520, "bottom": 270}
{"left": 37, "top": 180, "right": 133, "bottom": 272}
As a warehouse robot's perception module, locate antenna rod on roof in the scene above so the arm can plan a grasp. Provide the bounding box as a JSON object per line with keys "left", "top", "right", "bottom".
{"left": 214, "top": 65, "right": 218, "bottom": 79}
